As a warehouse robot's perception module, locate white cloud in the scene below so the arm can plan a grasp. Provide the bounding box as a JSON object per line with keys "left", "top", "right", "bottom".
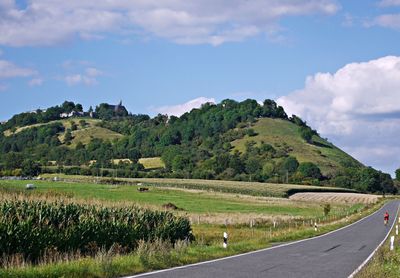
{"left": 63, "top": 66, "right": 102, "bottom": 86}
{"left": 0, "top": 59, "right": 36, "bottom": 78}
{"left": 85, "top": 67, "right": 102, "bottom": 77}
{"left": 378, "top": 0, "right": 400, "bottom": 7}
{"left": 28, "top": 78, "right": 43, "bottom": 86}
{"left": 371, "top": 13, "right": 400, "bottom": 29}
{"left": 154, "top": 97, "right": 216, "bottom": 116}
{"left": 277, "top": 56, "right": 400, "bottom": 175}
{"left": 0, "top": 0, "right": 339, "bottom": 46}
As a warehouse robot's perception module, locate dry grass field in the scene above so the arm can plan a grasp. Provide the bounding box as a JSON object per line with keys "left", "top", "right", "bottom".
{"left": 289, "top": 192, "right": 381, "bottom": 204}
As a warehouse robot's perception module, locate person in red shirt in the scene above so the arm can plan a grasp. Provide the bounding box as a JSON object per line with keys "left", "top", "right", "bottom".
{"left": 384, "top": 211, "right": 389, "bottom": 226}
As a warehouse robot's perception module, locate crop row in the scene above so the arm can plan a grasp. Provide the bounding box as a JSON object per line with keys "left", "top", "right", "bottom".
{"left": 0, "top": 200, "right": 192, "bottom": 263}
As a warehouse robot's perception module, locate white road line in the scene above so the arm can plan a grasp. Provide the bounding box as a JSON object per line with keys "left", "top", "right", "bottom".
{"left": 123, "top": 201, "right": 395, "bottom": 278}
{"left": 348, "top": 202, "right": 400, "bottom": 278}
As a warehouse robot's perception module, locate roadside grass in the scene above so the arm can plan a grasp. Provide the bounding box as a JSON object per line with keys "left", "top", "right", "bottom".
{"left": 356, "top": 215, "right": 400, "bottom": 278}
{"left": 40, "top": 174, "right": 356, "bottom": 198}
{"left": 0, "top": 197, "right": 383, "bottom": 278}
{"left": 231, "top": 118, "right": 361, "bottom": 176}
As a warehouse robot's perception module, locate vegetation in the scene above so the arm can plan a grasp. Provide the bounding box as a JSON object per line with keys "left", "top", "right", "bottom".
{"left": 357, "top": 224, "right": 400, "bottom": 278}
{"left": 39, "top": 174, "right": 357, "bottom": 198}
{"left": 0, "top": 99, "right": 396, "bottom": 194}
{"left": 0, "top": 183, "right": 382, "bottom": 278}
{"left": 0, "top": 198, "right": 191, "bottom": 265}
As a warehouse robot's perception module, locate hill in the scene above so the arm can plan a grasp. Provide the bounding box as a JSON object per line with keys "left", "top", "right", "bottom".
{"left": 231, "top": 118, "right": 361, "bottom": 177}
{"left": 0, "top": 99, "right": 395, "bottom": 194}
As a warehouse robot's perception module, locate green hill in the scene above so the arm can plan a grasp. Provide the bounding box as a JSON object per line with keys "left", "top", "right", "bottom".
{"left": 231, "top": 118, "right": 361, "bottom": 177}
{"left": 0, "top": 99, "right": 395, "bottom": 194}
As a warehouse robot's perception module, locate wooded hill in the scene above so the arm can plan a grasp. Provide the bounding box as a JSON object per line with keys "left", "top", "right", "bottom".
{"left": 0, "top": 99, "right": 396, "bottom": 194}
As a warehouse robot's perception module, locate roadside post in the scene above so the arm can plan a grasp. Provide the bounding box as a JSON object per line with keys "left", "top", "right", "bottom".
{"left": 314, "top": 222, "right": 318, "bottom": 232}
{"left": 396, "top": 225, "right": 399, "bottom": 236}
{"left": 223, "top": 232, "right": 228, "bottom": 248}
{"left": 390, "top": 236, "right": 395, "bottom": 251}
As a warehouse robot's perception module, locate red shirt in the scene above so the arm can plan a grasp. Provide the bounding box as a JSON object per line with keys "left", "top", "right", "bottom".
{"left": 384, "top": 213, "right": 389, "bottom": 220}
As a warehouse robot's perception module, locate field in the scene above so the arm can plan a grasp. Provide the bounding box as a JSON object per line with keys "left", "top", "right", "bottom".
{"left": 40, "top": 174, "right": 356, "bottom": 198}
{"left": 138, "top": 157, "right": 165, "bottom": 169}
{"left": 231, "top": 118, "right": 361, "bottom": 176}
{"left": 0, "top": 178, "right": 383, "bottom": 277}
{"left": 290, "top": 192, "right": 380, "bottom": 204}
{"left": 0, "top": 180, "right": 351, "bottom": 218}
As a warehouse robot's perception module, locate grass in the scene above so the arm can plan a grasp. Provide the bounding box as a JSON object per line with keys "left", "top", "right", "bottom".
{"left": 2, "top": 118, "right": 124, "bottom": 148}
{"left": 356, "top": 215, "right": 400, "bottom": 278}
{"left": 40, "top": 174, "right": 356, "bottom": 198}
{"left": 0, "top": 192, "right": 383, "bottom": 278}
{"left": 231, "top": 118, "right": 361, "bottom": 176}
{"left": 0, "top": 180, "right": 351, "bottom": 217}
{"left": 138, "top": 157, "right": 165, "bottom": 169}
{"left": 68, "top": 126, "right": 123, "bottom": 147}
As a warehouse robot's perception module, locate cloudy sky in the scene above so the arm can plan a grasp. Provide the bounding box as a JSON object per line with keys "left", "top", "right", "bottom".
{"left": 1, "top": 0, "right": 400, "bottom": 175}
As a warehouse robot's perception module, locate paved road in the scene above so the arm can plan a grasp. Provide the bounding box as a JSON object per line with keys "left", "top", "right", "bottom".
{"left": 129, "top": 201, "right": 399, "bottom": 278}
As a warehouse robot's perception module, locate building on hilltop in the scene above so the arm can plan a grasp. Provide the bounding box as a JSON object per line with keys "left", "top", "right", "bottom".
{"left": 108, "top": 101, "right": 128, "bottom": 115}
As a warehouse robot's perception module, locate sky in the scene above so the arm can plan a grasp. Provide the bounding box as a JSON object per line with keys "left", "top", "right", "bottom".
{"left": 1, "top": 0, "right": 400, "bottom": 175}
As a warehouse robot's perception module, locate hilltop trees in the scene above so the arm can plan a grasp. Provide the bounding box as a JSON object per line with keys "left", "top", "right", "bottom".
{"left": 396, "top": 168, "right": 400, "bottom": 181}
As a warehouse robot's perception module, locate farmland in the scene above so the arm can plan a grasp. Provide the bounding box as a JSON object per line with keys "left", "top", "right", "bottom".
{"left": 40, "top": 174, "right": 357, "bottom": 198}
{"left": 0, "top": 178, "right": 383, "bottom": 277}
{"left": 289, "top": 192, "right": 381, "bottom": 204}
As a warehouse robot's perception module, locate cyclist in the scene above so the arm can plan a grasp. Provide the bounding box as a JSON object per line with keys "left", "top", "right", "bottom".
{"left": 384, "top": 211, "right": 389, "bottom": 226}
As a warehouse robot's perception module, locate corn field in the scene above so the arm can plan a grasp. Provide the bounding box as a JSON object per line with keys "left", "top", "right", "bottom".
{"left": 0, "top": 200, "right": 192, "bottom": 264}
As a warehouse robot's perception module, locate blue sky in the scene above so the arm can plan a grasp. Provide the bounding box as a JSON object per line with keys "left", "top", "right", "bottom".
{"left": 1, "top": 0, "right": 400, "bottom": 175}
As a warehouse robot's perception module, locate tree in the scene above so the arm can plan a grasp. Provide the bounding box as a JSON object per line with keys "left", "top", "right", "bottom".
{"left": 396, "top": 168, "right": 400, "bottom": 182}
{"left": 297, "top": 162, "right": 322, "bottom": 179}
{"left": 21, "top": 159, "right": 41, "bottom": 176}
{"left": 300, "top": 127, "right": 313, "bottom": 143}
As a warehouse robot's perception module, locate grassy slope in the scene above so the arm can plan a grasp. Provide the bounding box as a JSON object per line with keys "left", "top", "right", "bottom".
{"left": 3, "top": 118, "right": 124, "bottom": 148}
{"left": 231, "top": 118, "right": 362, "bottom": 176}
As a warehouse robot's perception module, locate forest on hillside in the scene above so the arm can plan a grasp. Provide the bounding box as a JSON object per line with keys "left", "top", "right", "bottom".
{"left": 0, "top": 99, "right": 396, "bottom": 194}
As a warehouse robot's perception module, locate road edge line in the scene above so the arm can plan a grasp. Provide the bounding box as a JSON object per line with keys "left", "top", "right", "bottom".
{"left": 347, "top": 201, "right": 400, "bottom": 278}
{"left": 123, "top": 201, "right": 391, "bottom": 278}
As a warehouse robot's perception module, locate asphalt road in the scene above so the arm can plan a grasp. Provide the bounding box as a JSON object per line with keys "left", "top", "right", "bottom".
{"left": 128, "top": 201, "right": 399, "bottom": 278}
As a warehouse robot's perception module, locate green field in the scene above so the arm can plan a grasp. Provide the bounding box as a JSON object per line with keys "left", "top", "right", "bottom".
{"left": 231, "top": 118, "right": 361, "bottom": 175}
{"left": 0, "top": 178, "right": 381, "bottom": 277}
{"left": 0, "top": 180, "right": 346, "bottom": 217}
{"left": 41, "top": 174, "right": 356, "bottom": 198}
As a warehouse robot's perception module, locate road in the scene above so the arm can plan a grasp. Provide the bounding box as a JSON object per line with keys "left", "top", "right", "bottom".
{"left": 127, "top": 201, "right": 399, "bottom": 278}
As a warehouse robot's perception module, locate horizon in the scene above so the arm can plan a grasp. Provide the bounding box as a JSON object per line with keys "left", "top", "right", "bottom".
{"left": 1, "top": 0, "right": 400, "bottom": 175}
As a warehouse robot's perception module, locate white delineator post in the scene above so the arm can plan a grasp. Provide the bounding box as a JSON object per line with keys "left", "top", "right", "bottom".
{"left": 390, "top": 236, "right": 395, "bottom": 251}
{"left": 223, "top": 232, "right": 228, "bottom": 248}
{"left": 314, "top": 222, "right": 318, "bottom": 232}
{"left": 396, "top": 225, "right": 399, "bottom": 236}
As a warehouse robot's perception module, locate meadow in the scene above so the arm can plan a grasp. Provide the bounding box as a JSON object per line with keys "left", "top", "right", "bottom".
{"left": 0, "top": 178, "right": 382, "bottom": 277}
{"left": 41, "top": 174, "right": 356, "bottom": 198}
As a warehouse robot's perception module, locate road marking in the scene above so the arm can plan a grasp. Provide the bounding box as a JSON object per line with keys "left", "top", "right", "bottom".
{"left": 123, "top": 201, "right": 397, "bottom": 278}
{"left": 348, "top": 202, "right": 399, "bottom": 278}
